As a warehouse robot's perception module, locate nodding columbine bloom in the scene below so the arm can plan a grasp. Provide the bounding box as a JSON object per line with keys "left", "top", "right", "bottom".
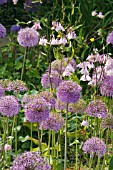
{"left": 86, "top": 100, "right": 107, "bottom": 118}
{"left": 0, "top": 24, "right": 6, "bottom": 38}
{"left": 12, "top": 0, "right": 18, "bottom": 5}
{"left": 56, "top": 80, "right": 82, "bottom": 104}
{"left": 66, "top": 28, "right": 76, "bottom": 39}
{"left": 104, "top": 57, "right": 113, "bottom": 76}
{"left": 0, "top": 95, "right": 20, "bottom": 117}
{"left": 51, "top": 21, "right": 65, "bottom": 32}
{"left": 4, "top": 144, "right": 11, "bottom": 152}
{"left": 39, "top": 112, "right": 64, "bottom": 131}
{"left": 83, "top": 137, "right": 106, "bottom": 157}
{"left": 0, "top": 0, "right": 7, "bottom": 5}
{"left": 101, "top": 114, "right": 113, "bottom": 129}
{"left": 10, "top": 25, "right": 21, "bottom": 33}
{"left": 24, "top": 97, "right": 50, "bottom": 123}
{"left": 7, "top": 80, "right": 28, "bottom": 94}
{"left": 39, "top": 37, "right": 48, "bottom": 46}
{"left": 38, "top": 91, "right": 56, "bottom": 109}
{"left": 100, "top": 75, "right": 113, "bottom": 97}
{"left": 81, "top": 120, "right": 89, "bottom": 127}
{"left": 17, "top": 27, "right": 39, "bottom": 47}
{"left": 10, "top": 151, "right": 51, "bottom": 170}
{"left": 106, "top": 31, "right": 113, "bottom": 45}
{"left": 32, "top": 21, "right": 42, "bottom": 30}
{"left": 41, "top": 71, "right": 62, "bottom": 89}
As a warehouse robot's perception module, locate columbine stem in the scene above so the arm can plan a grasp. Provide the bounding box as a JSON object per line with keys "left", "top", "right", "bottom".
{"left": 64, "top": 103, "right": 68, "bottom": 170}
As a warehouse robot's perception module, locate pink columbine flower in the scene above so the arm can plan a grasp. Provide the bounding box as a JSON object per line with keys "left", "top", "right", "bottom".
{"left": 32, "top": 22, "right": 42, "bottom": 30}
{"left": 81, "top": 120, "right": 89, "bottom": 127}
{"left": 39, "top": 37, "right": 48, "bottom": 46}
{"left": 97, "top": 12, "right": 104, "bottom": 19}
{"left": 51, "top": 21, "right": 65, "bottom": 32}
{"left": 67, "top": 29, "right": 76, "bottom": 39}
{"left": 4, "top": 144, "right": 11, "bottom": 152}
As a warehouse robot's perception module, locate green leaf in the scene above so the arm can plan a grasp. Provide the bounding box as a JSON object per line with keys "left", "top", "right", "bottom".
{"left": 19, "top": 135, "right": 29, "bottom": 142}
{"left": 109, "top": 156, "right": 113, "bottom": 170}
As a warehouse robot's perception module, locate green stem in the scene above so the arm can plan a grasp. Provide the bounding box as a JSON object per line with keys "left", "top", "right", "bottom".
{"left": 64, "top": 103, "right": 68, "bottom": 170}
{"left": 96, "top": 155, "right": 100, "bottom": 170}
{"left": 48, "top": 130, "right": 51, "bottom": 163}
{"left": 30, "top": 122, "right": 33, "bottom": 151}
{"left": 37, "top": 123, "right": 42, "bottom": 152}
{"left": 21, "top": 47, "right": 27, "bottom": 80}
{"left": 15, "top": 116, "right": 17, "bottom": 156}
{"left": 52, "top": 131, "right": 56, "bottom": 170}
{"left": 75, "top": 112, "right": 78, "bottom": 170}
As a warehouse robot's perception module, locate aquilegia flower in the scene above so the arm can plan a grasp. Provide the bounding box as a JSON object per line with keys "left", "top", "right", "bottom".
{"left": 40, "top": 112, "right": 64, "bottom": 131}
{"left": 0, "top": 95, "right": 20, "bottom": 117}
{"left": 10, "top": 151, "right": 51, "bottom": 170}
{"left": 38, "top": 91, "right": 56, "bottom": 109}
{"left": 86, "top": 100, "right": 107, "bottom": 118}
{"left": 24, "top": 98, "right": 50, "bottom": 122}
{"left": 17, "top": 27, "right": 39, "bottom": 47}
{"left": 106, "top": 31, "right": 113, "bottom": 45}
{"left": 0, "top": 24, "right": 6, "bottom": 38}
{"left": 57, "top": 80, "right": 82, "bottom": 103}
{"left": 100, "top": 75, "right": 113, "bottom": 97}
{"left": 0, "top": 0, "right": 7, "bottom": 5}
{"left": 10, "top": 25, "right": 21, "bottom": 33}
{"left": 41, "top": 71, "right": 62, "bottom": 89}
{"left": 83, "top": 137, "right": 106, "bottom": 157}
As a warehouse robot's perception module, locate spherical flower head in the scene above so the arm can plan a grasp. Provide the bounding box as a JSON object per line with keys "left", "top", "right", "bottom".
{"left": 106, "top": 31, "right": 113, "bottom": 45}
{"left": 0, "top": 0, "right": 7, "bottom": 5}
{"left": 22, "top": 94, "right": 38, "bottom": 107}
{"left": 82, "top": 137, "right": 106, "bottom": 157}
{"left": 0, "top": 79, "right": 11, "bottom": 91}
{"left": 10, "top": 25, "right": 21, "bottom": 33}
{"left": 38, "top": 91, "right": 56, "bottom": 109}
{"left": 24, "top": 97, "right": 50, "bottom": 122}
{"left": 0, "top": 86, "right": 4, "bottom": 97}
{"left": 40, "top": 112, "right": 64, "bottom": 131}
{"left": 41, "top": 71, "right": 62, "bottom": 89}
{"left": 68, "top": 99, "right": 86, "bottom": 113}
{"left": 17, "top": 27, "right": 39, "bottom": 47}
{"left": 57, "top": 80, "right": 82, "bottom": 103}
{"left": 0, "top": 95, "right": 20, "bottom": 117}
{"left": 0, "top": 24, "right": 6, "bottom": 38}
{"left": 100, "top": 75, "right": 113, "bottom": 97}
{"left": 86, "top": 100, "right": 107, "bottom": 118}
{"left": 7, "top": 80, "right": 28, "bottom": 94}
{"left": 55, "top": 99, "right": 67, "bottom": 111}
{"left": 10, "top": 151, "right": 51, "bottom": 170}
{"left": 101, "top": 114, "right": 113, "bottom": 129}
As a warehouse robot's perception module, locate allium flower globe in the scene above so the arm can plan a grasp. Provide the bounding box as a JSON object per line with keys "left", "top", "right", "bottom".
{"left": 0, "top": 24, "right": 6, "bottom": 38}
{"left": 100, "top": 75, "right": 113, "bottom": 97}
{"left": 101, "top": 114, "right": 113, "bottom": 129}
{"left": 10, "top": 151, "right": 51, "bottom": 170}
{"left": 17, "top": 27, "right": 39, "bottom": 47}
{"left": 106, "top": 31, "right": 113, "bottom": 44}
{"left": 22, "top": 94, "right": 38, "bottom": 107}
{"left": 41, "top": 71, "right": 62, "bottom": 89}
{"left": 83, "top": 137, "right": 106, "bottom": 157}
{"left": 25, "top": 98, "right": 50, "bottom": 122}
{"left": 86, "top": 100, "right": 107, "bottom": 118}
{"left": 10, "top": 25, "right": 21, "bottom": 33}
{"left": 56, "top": 80, "right": 82, "bottom": 103}
{"left": 40, "top": 112, "right": 64, "bottom": 131}
{"left": 0, "top": 95, "right": 20, "bottom": 117}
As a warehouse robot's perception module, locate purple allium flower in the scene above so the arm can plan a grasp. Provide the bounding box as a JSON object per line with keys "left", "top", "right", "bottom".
{"left": 17, "top": 27, "right": 39, "bottom": 47}
{"left": 40, "top": 112, "right": 64, "bottom": 131}
{"left": 38, "top": 91, "right": 56, "bottom": 109}
{"left": 24, "top": 98, "right": 50, "bottom": 123}
{"left": 86, "top": 100, "right": 107, "bottom": 118}
{"left": 100, "top": 75, "right": 113, "bottom": 97}
{"left": 106, "top": 31, "right": 113, "bottom": 44}
{"left": 101, "top": 114, "right": 113, "bottom": 129}
{"left": 82, "top": 137, "right": 106, "bottom": 157}
{"left": 0, "top": 0, "right": 7, "bottom": 5}
{"left": 68, "top": 99, "right": 86, "bottom": 113}
{"left": 0, "top": 95, "right": 20, "bottom": 117}
{"left": 0, "top": 86, "right": 4, "bottom": 97}
{"left": 10, "top": 151, "right": 51, "bottom": 170}
{"left": 55, "top": 99, "right": 67, "bottom": 111}
{"left": 0, "top": 79, "right": 11, "bottom": 91}
{"left": 41, "top": 71, "right": 62, "bottom": 89}
{"left": 7, "top": 80, "right": 28, "bottom": 94}
{"left": 0, "top": 24, "right": 6, "bottom": 38}
{"left": 10, "top": 25, "right": 21, "bottom": 33}
{"left": 22, "top": 94, "right": 38, "bottom": 107}
{"left": 56, "top": 80, "right": 82, "bottom": 104}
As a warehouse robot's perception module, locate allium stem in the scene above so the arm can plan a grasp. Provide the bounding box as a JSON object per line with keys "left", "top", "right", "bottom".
{"left": 21, "top": 47, "right": 27, "bottom": 80}
{"left": 52, "top": 130, "right": 56, "bottom": 170}
{"left": 15, "top": 115, "right": 17, "bottom": 156}
{"left": 96, "top": 155, "right": 100, "bottom": 170}
{"left": 30, "top": 122, "right": 33, "bottom": 150}
{"left": 48, "top": 130, "right": 51, "bottom": 163}
{"left": 37, "top": 123, "right": 42, "bottom": 152}
{"left": 75, "top": 112, "right": 78, "bottom": 170}
{"left": 64, "top": 103, "right": 68, "bottom": 170}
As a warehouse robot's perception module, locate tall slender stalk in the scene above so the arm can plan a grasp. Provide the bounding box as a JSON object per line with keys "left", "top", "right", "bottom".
{"left": 21, "top": 47, "right": 27, "bottom": 80}
{"left": 48, "top": 130, "right": 51, "bottom": 163}
{"left": 15, "top": 115, "right": 18, "bottom": 157}
{"left": 30, "top": 122, "right": 33, "bottom": 151}
{"left": 75, "top": 112, "right": 78, "bottom": 170}
{"left": 64, "top": 103, "right": 68, "bottom": 170}
{"left": 37, "top": 123, "right": 42, "bottom": 152}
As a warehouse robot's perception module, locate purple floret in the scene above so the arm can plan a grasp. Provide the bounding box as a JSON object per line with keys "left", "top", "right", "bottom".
{"left": 0, "top": 0, "right": 7, "bottom": 5}
{"left": 106, "top": 31, "right": 113, "bottom": 45}
{"left": 83, "top": 137, "right": 106, "bottom": 157}
{"left": 0, "top": 24, "right": 6, "bottom": 38}
{"left": 56, "top": 80, "right": 82, "bottom": 103}
{"left": 24, "top": 97, "right": 50, "bottom": 123}
{"left": 10, "top": 25, "right": 21, "bottom": 33}
{"left": 0, "top": 95, "right": 20, "bottom": 117}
